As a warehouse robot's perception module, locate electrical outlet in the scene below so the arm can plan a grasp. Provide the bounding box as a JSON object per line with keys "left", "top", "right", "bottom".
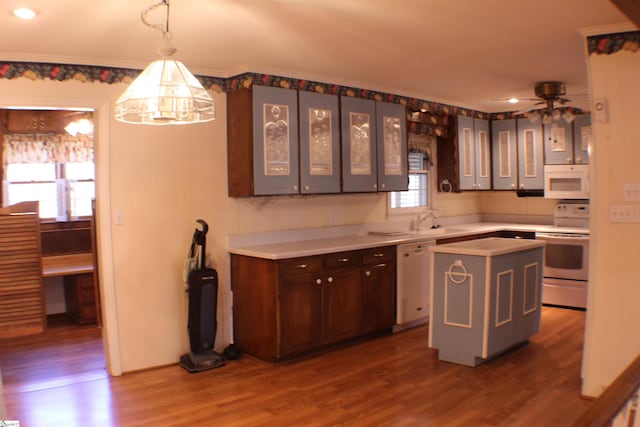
{"left": 329, "top": 210, "right": 337, "bottom": 226}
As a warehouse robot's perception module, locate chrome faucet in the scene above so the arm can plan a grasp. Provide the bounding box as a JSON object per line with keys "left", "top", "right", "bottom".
{"left": 414, "top": 209, "right": 440, "bottom": 231}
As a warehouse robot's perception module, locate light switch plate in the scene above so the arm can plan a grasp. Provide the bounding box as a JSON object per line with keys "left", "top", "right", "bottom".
{"left": 610, "top": 204, "right": 640, "bottom": 223}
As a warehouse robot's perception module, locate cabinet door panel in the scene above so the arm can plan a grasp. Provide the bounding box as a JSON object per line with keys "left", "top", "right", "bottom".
{"left": 361, "top": 262, "right": 396, "bottom": 334}
{"left": 279, "top": 275, "right": 322, "bottom": 357}
{"left": 323, "top": 268, "right": 362, "bottom": 344}
{"left": 341, "top": 97, "right": 377, "bottom": 192}
{"left": 299, "top": 91, "right": 341, "bottom": 194}
{"left": 457, "top": 115, "right": 475, "bottom": 190}
{"left": 573, "top": 114, "right": 591, "bottom": 164}
{"left": 544, "top": 120, "right": 573, "bottom": 164}
{"left": 517, "top": 118, "right": 543, "bottom": 190}
{"left": 376, "top": 101, "right": 408, "bottom": 192}
{"left": 491, "top": 119, "right": 517, "bottom": 190}
{"left": 474, "top": 118, "right": 491, "bottom": 190}
{"left": 252, "top": 85, "right": 300, "bottom": 195}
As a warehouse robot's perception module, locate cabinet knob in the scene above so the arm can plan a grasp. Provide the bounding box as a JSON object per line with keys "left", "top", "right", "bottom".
{"left": 477, "top": 183, "right": 481, "bottom": 189}
{"left": 296, "top": 264, "right": 308, "bottom": 269}
{"left": 304, "top": 185, "right": 310, "bottom": 191}
{"left": 511, "top": 183, "right": 516, "bottom": 189}
{"left": 373, "top": 183, "right": 377, "bottom": 189}
{"left": 293, "top": 185, "right": 298, "bottom": 191}
{"left": 520, "top": 184, "right": 525, "bottom": 189}
{"left": 315, "top": 278, "right": 322, "bottom": 285}
{"left": 327, "top": 277, "right": 334, "bottom": 283}
{"left": 381, "top": 183, "right": 386, "bottom": 189}
{"left": 365, "top": 270, "right": 371, "bottom": 276}
{"left": 566, "top": 157, "right": 571, "bottom": 162}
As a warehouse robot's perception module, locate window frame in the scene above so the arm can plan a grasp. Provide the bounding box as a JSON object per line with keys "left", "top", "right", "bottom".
{"left": 387, "top": 141, "right": 438, "bottom": 216}
{"left": 3, "top": 161, "right": 95, "bottom": 222}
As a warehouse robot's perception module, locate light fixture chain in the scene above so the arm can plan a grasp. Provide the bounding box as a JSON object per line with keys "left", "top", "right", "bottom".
{"left": 141, "top": 0, "right": 171, "bottom": 37}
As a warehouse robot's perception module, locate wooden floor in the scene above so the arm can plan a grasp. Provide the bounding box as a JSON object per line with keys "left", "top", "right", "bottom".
{"left": 1, "top": 307, "right": 591, "bottom": 426}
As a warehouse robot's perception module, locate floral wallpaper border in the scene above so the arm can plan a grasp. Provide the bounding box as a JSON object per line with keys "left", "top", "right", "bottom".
{"left": 0, "top": 59, "right": 595, "bottom": 130}
{"left": 587, "top": 31, "right": 640, "bottom": 56}
{"left": 0, "top": 61, "right": 485, "bottom": 129}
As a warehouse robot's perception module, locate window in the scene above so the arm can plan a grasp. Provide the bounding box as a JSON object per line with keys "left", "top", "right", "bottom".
{"left": 2, "top": 131, "right": 95, "bottom": 220}
{"left": 389, "top": 150, "right": 433, "bottom": 213}
{"left": 4, "top": 161, "right": 95, "bottom": 220}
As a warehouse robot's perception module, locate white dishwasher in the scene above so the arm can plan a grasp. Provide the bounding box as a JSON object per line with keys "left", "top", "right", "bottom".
{"left": 395, "top": 240, "right": 435, "bottom": 331}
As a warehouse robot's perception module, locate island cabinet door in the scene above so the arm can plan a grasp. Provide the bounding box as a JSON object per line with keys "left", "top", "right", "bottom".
{"left": 278, "top": 273, "right": 323, "bottom": 357}
{"left": 485, "top": 248, "right": 543, "bottom": 358}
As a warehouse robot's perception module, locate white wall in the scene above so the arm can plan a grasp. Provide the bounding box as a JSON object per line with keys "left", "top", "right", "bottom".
{"left": 581, "top": 27, "right": 640, "bottom": 396}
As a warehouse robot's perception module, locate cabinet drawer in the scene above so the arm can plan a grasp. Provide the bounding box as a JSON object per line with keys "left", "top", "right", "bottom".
{"left": 323, "top": 251, "right": 362, "bottom": 270}
{"left": 362, "top": 246, "right": 395, "bottom": 265}
{"left": 278, "top": 257, "right": 323, "bottom": 277}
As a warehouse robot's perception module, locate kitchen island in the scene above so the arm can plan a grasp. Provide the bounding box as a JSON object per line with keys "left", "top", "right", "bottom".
{"left": 428, "top": 237, "right": 545, "bottom": 367}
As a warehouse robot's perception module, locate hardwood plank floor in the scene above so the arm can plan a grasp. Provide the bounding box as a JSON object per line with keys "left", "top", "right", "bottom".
{"left": 1, "top": 307, "right": 591, "bottom": 426}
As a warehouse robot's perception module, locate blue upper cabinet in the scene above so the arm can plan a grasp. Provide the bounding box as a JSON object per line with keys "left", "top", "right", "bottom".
{"left": 543, "top": 119, "right": 574, "bottom": 164}
{"left": 516, "top": 118, "right": 544, "bottom": 190}
{"left": 573, "top": 114, "right": 591, "bottom": 164}
{"left": 341, "top": 97, "right": 378, "bottom": 192}
{"left": 251, "top": 86, "right": 300, "bottom": 195}
{"left": 457, "top": 115, "right": 475, "bottom": 190}
{"left": 376, "top": 101, "right": 408, "bottom": 192}
{"left": 457, "top": 116, "right": 490, "bottom": 190}
{"left": 298, "top": 91, "right": 341, "bottom": 194}
{"left": 227, "top": 85, "right": 300, "bottom": 197}
{"left": 473, "top": 118, "right": 491, "bottom": 190}
{"left": 491, "top": 119, "right": 517, "bottom": 190}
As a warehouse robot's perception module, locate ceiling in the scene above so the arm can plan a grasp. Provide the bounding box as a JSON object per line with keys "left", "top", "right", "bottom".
{"left": 0, "top": 0, "right": 633, "bottom": 113}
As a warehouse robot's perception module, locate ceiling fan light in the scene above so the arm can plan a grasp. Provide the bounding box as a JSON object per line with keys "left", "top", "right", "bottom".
{"left": 552, "top": 109, "right": 562, "bottom": 121}
{"left": 528, "top": 111, "right": 541, "bottom": 123}
{"left": 542, "top": 112, "right": 553, "bottom": 125}
{"left": 563, "top": 110, "right": 575, "bottom": 123}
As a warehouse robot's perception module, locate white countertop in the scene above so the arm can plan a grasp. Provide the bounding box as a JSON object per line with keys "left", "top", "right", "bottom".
{"left": 428, "top": 237, "right": 545, "bottom": 257}
{"left": 227, "top": 221, "right": 588, "bottom": 260}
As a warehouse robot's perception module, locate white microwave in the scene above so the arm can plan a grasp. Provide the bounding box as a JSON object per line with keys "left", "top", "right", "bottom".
{"left": 544, "top": 164, "right": 589, "bottom": 199}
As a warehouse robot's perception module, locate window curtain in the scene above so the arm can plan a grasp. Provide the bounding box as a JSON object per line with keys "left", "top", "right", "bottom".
{"left": 408, "top": 132, "right": 435, "bottom": 167}
{"left": 2, "top": 134, "right": 94, "bottom": 165}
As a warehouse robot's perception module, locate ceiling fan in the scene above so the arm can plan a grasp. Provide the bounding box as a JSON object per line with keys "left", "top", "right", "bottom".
{"left": 513, "top": 81, "right": 571, "bottom": 115}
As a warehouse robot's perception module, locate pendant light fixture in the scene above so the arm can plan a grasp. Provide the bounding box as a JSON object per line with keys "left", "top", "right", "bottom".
{"left": 114, "top": 0, "right": 215, "bottom": 125}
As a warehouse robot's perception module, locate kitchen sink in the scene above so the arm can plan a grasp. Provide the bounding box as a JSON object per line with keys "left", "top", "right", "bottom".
{"left": 412, "top": 227, "right": 463, "bottom": 236}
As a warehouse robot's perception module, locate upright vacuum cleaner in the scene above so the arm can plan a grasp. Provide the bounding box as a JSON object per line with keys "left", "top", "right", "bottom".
{"left": 179, "top": 219, "right": 226, "bottom": 372}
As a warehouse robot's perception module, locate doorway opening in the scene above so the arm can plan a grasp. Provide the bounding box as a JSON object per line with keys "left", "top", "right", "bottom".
{"left": 0, "top": 107, "right": 106, "bottom": 390}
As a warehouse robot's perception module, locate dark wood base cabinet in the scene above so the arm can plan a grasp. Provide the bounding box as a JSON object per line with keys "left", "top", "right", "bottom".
{"left": 231, "top": 246, "right": 396, "bottom": 363}
{"left": 64, "top": 273, "right": 97, "bottom": 325}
